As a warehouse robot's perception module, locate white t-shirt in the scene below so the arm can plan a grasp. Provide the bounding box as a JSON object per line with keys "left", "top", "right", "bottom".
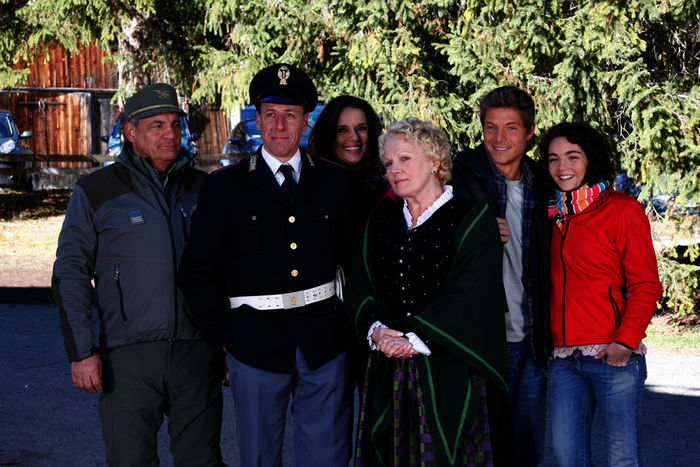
{"left": 503, "top": 178, "right": 526, "bottom": 342}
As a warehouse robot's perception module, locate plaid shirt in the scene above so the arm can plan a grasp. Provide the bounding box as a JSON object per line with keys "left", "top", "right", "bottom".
{"left": 486, "top": 158, "right": 536, "bottom": 331}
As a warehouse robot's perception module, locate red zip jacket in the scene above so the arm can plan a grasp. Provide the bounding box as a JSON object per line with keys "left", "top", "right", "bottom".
{"left": 549, "top": 189, "right": 661, "bottom": 349}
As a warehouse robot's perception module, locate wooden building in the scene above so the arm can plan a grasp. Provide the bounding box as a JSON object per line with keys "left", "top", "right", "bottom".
{"left": 1, "top": 43, "right": 118, "bottom": 157}
{"left": 1, "top": 42, "right": 230, "bottom": 158}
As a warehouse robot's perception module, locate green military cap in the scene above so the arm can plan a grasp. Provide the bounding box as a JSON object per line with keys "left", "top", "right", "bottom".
{"left": 124, "top": 83, "right": 186, "bottom": 121}
{"left": 249, "top": 63, "right": 318, "bottom": 112}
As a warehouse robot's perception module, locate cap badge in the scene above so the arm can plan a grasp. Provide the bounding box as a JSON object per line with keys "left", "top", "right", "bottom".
{"left": 278, "top": 66, "right": 290, "bottom": 85}
{"left": 155, "top": 89, "right": 171, "bottom": 100}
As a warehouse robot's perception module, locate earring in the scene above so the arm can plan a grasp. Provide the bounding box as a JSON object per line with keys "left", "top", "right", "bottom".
{"left": 431, "top": 168, "right": 437, "bottom": 175}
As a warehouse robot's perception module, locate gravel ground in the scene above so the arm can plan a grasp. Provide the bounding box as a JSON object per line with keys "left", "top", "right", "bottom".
{"left": 0, "top": 303, "right": 698, "bottom": 466}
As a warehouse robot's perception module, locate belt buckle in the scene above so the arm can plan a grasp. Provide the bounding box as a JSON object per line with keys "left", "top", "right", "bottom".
{"left": 282, "top": 291, "right": 305, "bottom": 309}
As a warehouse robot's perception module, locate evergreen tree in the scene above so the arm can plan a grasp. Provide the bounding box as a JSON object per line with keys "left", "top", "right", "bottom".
{"left": 2, "top": 0, "right": 698, "bottom": 314}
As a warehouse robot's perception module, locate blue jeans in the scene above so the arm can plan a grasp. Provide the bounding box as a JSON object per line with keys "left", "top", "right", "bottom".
{"left": 547, "top": 352, "right": 647, "bottom": 467}
{"left": 507, "top": 340, "right": 547, "bottom": 467}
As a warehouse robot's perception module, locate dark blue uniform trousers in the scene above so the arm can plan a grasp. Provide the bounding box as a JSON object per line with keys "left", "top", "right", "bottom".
{"left": 228, "top": 348, "right": 352, "bottom": 467}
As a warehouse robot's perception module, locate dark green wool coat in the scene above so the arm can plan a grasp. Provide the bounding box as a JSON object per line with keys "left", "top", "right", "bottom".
{"left": 346, "top": 196, "right": 509, "bottom": 466}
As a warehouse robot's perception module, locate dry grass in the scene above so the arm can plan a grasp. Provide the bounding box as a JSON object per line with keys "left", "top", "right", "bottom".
{"left": 0, "top": 189, "right": 70, "bottom": 287}
{"left": 645, "top": 315, "right": 700, "bottom": 356}
{"left": 0, "top": 215, "right": 64, "bottom": 287}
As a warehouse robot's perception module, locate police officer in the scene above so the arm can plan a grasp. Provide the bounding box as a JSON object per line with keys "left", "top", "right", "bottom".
{"left": 53, "top": 83, "right": 224, "bottom": 466}
{"left": 179, "top": 64, "right": 357, "bottom": 467}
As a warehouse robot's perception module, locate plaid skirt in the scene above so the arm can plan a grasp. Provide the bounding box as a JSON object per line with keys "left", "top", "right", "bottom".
{"left": 354, "top": 355, "right": 493, "bottom": 466}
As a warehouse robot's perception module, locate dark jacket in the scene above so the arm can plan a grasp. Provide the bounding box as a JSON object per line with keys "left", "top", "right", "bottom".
{"left": 53, "top": 148, "right": 208, "bottom": 362}
{"left": 179, "top": 149, "right": 359, "bottom": 373}
{"left": 451, "top": 143, "right": 552, "bottom": 364}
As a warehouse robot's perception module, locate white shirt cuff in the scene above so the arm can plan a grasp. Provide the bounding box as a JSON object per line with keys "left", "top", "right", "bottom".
{"left": 405, "top": 332, "right": 432, "bottom": 356}
{"left": 366, "top": 323, "right": 431, "bottom": 356}
{"left": 367, "top": 321, "right": 387, "bottom": 350}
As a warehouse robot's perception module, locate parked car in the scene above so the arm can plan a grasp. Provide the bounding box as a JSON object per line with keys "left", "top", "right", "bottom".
{"left": 101, "top": 114, "right": 200, "bottom": 161}
{"left": 221, "top": 103, "right": 326, "bottom": 165}
{"left": 615, "top": 172, "right": 698, "bottom": 216}
{"left": 0, "top": 110, "right": 34, "bottom": 188}
{"left": 0, "top": 110, "right": 33, "bottom": 155}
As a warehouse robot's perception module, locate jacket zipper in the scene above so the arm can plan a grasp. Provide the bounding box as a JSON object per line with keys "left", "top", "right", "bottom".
{"left": 164, "top": 179, "right": 182, "bottom": 341}
{"left": 142, "top": 171, "right": 180, "bottom": 340}
{"left": 162, "top": 197, "right": 179, "bottom": 340}
{"left": 115, "top": 267, "right": 127, "bottom": 321}
{"left": 608, "top": 285, "right": 622, "bottom": 328}
{"left": 560, "top": 219, "right": 571, "bottom": 345}
{"left": 120, "top": 153, "right": 185, "bottom": 340}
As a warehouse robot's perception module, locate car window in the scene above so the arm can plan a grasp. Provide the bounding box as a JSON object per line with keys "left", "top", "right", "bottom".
{"left": 0, "top": 115, "right": 15, "bottom": 138}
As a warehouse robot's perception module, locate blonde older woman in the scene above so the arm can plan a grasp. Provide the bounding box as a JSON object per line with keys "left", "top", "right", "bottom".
{"left": 346, "top": 118, "right": 513, "bottom": 466}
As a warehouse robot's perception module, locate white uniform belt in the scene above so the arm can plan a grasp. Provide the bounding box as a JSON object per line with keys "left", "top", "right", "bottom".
{"left": 229, "top": 281, "right": 336, "bottom": 310}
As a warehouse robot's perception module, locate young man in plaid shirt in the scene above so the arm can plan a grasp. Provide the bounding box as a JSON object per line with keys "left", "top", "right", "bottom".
{"left": 451, "top": 86, "right": 551, "bottom": 467}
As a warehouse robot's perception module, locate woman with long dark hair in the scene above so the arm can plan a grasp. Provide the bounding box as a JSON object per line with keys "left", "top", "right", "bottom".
{"left": 309, "top": 95, "right": 387, "bottom": 216}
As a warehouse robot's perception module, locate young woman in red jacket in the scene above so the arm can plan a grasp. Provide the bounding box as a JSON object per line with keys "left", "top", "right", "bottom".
{"left": 540, "top": 122, "right": 661, "bottom": 467}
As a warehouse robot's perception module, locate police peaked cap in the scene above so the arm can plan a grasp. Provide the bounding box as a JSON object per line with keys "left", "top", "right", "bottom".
{"left": 249, "top": 63, "right": 318, "bottom": 112}
{"left": 124, "top": 83, "right": 186, "bottom": 121}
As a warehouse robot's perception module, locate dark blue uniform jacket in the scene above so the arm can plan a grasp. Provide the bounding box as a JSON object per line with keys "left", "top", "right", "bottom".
{"left": 179, "top": 149, "right": 359, "bottom": 373}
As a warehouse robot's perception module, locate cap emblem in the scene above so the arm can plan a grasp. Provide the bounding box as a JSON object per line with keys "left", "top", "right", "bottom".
{"left": 278, "top": 66, "right": 290, "bottom": 85}
{"left": 155, "top": 89, "right": 171, "bottom": 100}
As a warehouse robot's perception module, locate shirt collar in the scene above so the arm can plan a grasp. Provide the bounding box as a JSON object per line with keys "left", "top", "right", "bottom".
{"left": 486, "top": 154, "right": 533, "bottom": 186}
{"left": 403, "top": 185, "right": 454, "bottom": 231}
{"left": 261, "top": 146, "right": 302, "bottom": 178}
{"left": 521, "top": 158, "right": 533, "bottom": 185}
{"left": 126, "top": 146, "right": 178, "bottom": 192}
{"left": 486, "top": 156, "right": 507, "bottom": 182}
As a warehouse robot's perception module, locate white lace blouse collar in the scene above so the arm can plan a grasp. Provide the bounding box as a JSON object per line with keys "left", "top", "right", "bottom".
{"left": 402, "top": 185, "right": 454, "bottom": 231}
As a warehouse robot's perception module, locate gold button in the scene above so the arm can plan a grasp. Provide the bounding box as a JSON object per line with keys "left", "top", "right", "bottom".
{"left": 291, "top": 269, "right": 299, "bottom": 277}
{"left": 251, "top": 215, "right": 257, "bottom": 221}
{"left": 288, "top": 216, "right": 295, "bottom": 223}
{"left": 290, "top": 242, "right": 297, "bottom": 250}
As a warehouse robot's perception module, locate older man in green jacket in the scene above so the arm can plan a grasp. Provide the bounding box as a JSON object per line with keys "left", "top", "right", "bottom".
{"left": 53, "top": 83, "right": 224, "bottom": 466}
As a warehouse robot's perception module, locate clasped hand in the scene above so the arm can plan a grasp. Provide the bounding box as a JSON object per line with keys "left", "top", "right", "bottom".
{"left": 372, "top": 327, "right": 419, "bottom": 359}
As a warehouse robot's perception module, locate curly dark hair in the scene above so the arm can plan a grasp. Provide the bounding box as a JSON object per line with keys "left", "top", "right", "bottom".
{"left": 308, "top": 95, "right": 384, "bottom": 179}
{"left": 538, "top": 122, "right": 617, "bottom": 188}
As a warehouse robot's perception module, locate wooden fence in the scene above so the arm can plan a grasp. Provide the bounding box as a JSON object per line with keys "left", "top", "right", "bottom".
{"left": 0, "top": 153, "right": 243, "bottom": 191}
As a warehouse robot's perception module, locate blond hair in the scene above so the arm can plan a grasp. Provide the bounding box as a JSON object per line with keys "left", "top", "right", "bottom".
{"left": 378, "top": 118, "right": 452, "bottom": 185}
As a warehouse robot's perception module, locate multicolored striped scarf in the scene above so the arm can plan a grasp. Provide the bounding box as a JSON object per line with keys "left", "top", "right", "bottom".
{"left": 548, "top": 181, "right": 610, "bottom": 231}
